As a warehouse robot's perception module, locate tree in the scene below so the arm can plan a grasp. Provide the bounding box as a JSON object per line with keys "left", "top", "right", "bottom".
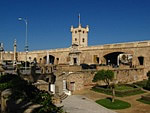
{"left": 93, "top": 69, "right": 114, "bottom": 87}
{"left": 0, "top": 74, "right": 63, "bottom": 113}
{"left": 93, "top": 69, "right": 116, "bottom": 102}
{"left": 147, "top": 71, "right": 150, "bottom": 78}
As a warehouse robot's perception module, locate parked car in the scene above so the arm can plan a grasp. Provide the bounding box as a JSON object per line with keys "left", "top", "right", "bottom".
{"left": 80, "top": 63, "right": 90, "bottom": 69}
{"left": 89, "top": 64, "right": 97, "bottom": 69}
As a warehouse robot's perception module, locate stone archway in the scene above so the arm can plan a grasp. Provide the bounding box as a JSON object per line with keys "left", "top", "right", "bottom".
{"left": 43, "top": 55, "right": 55, "bottom": 65}
{"left": 104, "top": 52, "right": 124, "bottom": 66}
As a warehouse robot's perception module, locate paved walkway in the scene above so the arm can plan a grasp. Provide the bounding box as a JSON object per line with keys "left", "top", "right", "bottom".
{"left": 62, "top": 95, "right": 117, "bottom": 113}
{"left": 74, "top": 88, "right": 150, "bottom": 113}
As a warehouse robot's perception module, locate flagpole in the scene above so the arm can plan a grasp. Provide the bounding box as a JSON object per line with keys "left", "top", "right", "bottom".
{"left": 79, "top": 13, "right": 80, "bottom": 26}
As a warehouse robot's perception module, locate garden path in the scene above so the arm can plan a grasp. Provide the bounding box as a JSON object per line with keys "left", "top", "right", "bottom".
{"left": 74, "top": 88, "right": 150, "bottom": 113}
{"left": 62, "top": 95, "right": 117, "bottom": 113}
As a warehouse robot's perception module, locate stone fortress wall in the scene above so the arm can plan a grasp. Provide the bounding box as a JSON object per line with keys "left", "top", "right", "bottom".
{"left": 14, "top": 40, "right": 150, "bottom": 66}
{"left": 1, "top": 23, "right": 150, "bottom": 92}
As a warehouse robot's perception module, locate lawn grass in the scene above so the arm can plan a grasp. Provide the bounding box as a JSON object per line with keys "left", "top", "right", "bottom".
{"left": 137, "top": 98, "right": 150, "bottom": 105}
{"left": 115, "top": 85, "right": 134, "bottom": 90}
{"left": 96, "top": 98, "right": 131, "bottom": 109}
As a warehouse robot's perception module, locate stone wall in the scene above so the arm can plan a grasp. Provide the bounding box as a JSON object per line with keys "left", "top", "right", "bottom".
{"left": 65, "top": 66, "right": 146, "bottom": 92}
{"left": 66, "top": 71, "right": 95, "bottom": 91}
{"left": 66, "top": 72, "right": 84, "bottom": 91}
{"left": 1, "top": 40, "right": 150, "bottom": 91}
{"left": 57, "top": 65, "right": 82, "bottom": 72}
{"left": 114, "top": 67, "right": 145, "bottom": 83}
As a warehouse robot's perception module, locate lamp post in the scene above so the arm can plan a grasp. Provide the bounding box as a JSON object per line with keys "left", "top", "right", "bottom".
{"left": 0, "top": 43, "right": 4, "bottom": 64}
{"left": 18, "top": 17, "right": 29, "bottom": 71}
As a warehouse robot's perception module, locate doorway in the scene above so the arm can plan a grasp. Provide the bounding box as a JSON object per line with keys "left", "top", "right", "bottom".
{"left": 73, "top": 58, "right": 77, "bottom": 65}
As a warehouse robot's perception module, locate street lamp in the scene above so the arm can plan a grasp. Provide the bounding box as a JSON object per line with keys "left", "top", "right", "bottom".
{"left": 0, "top": 43, "right": 4, "bottom": 64}
{"left": 18, "top": 17, "right": 29, "bottom": 71}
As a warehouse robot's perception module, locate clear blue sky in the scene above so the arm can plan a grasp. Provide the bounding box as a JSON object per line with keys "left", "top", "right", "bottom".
{"left": 0, "top": 0, "right": 150, "bottom": 51}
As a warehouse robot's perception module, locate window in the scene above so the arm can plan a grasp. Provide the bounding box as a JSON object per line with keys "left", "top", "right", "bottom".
{"left": 56, "top": 58, "right": 59, "bottom": 64}
{"left": 75, "top": 38, "right": 77, "bottom": 41}
{"left": 82, "top": 38, "right": 85, "bottom": 42}
{"left": 83, "top": 31, "right": 85, "bottom": 33}
{"left": 29, "top": 57, "right": 31, "bottom": 60}
{"left": 75, "top": 31, "right": 77, "bottom": 33}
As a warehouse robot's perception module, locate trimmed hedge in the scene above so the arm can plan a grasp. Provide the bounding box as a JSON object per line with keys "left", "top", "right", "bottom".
{"left": 92, "top": 84, "right": 145, "bottom": 97}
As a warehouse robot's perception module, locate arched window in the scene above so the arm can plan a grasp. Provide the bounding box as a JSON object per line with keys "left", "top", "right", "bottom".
{"left": 75, "top": 38, "right": 77, "bottom": 41}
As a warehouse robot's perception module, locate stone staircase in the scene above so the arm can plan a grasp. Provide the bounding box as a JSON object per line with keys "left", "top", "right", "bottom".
{"left": 59, "top": 92, "right": 68, "bottom": 100}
